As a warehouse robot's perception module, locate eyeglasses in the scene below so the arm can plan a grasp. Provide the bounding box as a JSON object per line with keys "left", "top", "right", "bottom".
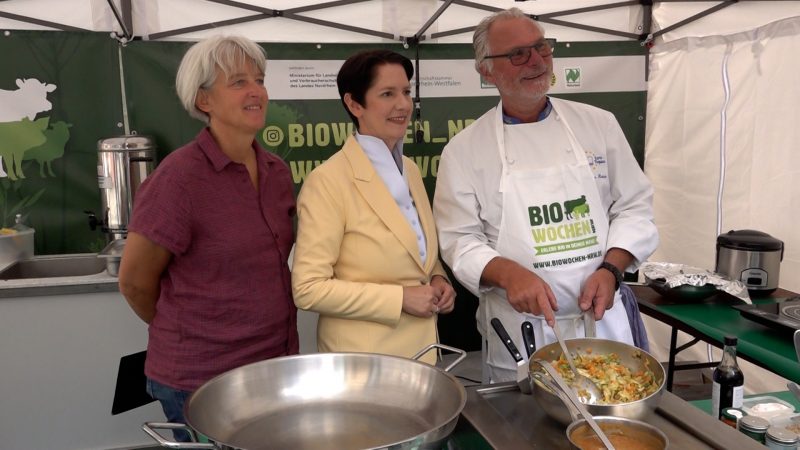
{"left": 482, "top": 38, "right": 557, "bottom": 66}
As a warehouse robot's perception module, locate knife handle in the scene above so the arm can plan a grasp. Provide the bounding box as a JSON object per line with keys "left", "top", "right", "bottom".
{"left": 521, "top": 321, "right": 535, "bottom": 358}
{"left": 491, "top": 318, "right": 523, "bottom": 363}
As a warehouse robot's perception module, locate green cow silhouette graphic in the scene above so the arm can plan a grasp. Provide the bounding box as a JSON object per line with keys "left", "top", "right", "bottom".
{"left": 0, "top": 117, "right": 49, "bottom": 180}
{"left": 564, "top": 195, "right": 590, "bottom": 219}
{"left": 24, "top": 121, "right": 72, "bottom": 177}
{"left": 0, "top": 118, "right": 70, "bottom": 180}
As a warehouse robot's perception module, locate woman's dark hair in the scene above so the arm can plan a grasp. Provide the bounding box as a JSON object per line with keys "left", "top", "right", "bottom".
{"left": 336, "top": 49, "right": 414, "bottom": 128}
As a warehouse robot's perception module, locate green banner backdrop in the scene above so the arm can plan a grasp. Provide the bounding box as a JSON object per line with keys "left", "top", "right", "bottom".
{"left": 0, "top": 30, "right": 646, "bottom": 257}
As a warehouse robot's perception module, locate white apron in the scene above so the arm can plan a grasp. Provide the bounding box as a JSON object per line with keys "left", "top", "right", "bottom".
{"left": 481, "top": 100, "right": 633, "bottom": 382}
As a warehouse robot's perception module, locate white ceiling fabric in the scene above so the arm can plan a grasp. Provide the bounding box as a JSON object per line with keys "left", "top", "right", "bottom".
{"left": 147, "top": 0, "right": 638, "bottom": 42}
{"left": 652, "top": 1, "right": 800, "bottom": 42}
{"left": 2, "top": 0, "right": 799, "bottom": 44}
{"left": 0, "top": 0, "right": 638, "bottom": 42}
{"left": 0, "top": 0, "right": 95, "bottom": 31}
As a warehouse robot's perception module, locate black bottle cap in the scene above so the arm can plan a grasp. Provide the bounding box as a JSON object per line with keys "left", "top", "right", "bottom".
{"left": 724, "top": 336, "right": 737, "bottom": 346}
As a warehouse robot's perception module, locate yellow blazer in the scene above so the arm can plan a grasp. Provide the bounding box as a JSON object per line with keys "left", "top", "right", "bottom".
{"left": 292, "top": 136, "right": 446, "bottom": 364}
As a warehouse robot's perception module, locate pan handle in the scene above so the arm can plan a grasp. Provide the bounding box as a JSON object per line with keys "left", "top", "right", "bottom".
{"left": 412, "top": 343, "right": 467, "bottom": 373}
{"left": 142, "top": 422, "right": 216, "bottom": 449}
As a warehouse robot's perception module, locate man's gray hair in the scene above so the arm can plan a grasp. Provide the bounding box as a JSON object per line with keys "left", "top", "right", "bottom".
{"left": 175, "top": 35, "right": 267, "bottom": 124}
{"left": 473, "top": 7, "right": 544, "bottom": 73}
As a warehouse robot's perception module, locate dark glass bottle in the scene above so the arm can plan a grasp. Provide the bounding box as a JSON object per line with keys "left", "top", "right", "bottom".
{"left": 711, "top": 336, "right": 744, "bottom": 419}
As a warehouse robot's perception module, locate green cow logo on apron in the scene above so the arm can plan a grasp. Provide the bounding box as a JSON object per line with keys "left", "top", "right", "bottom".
{"left": 527, "top": 195, "right": 598, "bottom": 256}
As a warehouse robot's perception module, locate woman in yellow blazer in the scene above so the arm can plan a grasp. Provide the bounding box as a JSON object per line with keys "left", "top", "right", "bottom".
{"left": 291, "top": 50, "right": 455, "bottom": 364}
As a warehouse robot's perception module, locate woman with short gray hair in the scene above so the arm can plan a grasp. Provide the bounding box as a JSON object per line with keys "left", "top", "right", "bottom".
{"left": 119, "top": 35, "right": 298, "bottom": 442}
{"left": 175, "top": 35, "right": 267, "bottom": 123}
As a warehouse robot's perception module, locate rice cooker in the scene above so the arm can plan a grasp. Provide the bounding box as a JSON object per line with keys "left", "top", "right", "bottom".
{"left": 715, "top": 230, "right": 783, "bottom": 295}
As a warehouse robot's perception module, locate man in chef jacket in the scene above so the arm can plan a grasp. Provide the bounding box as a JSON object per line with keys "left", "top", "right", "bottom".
{"left": 433, "top": 7, "right": 659, "bottom": 383}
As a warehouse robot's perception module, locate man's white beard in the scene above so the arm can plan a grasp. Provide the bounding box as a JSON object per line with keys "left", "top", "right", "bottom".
{"left": 511, "top": 77, "right": 550, "bottom": 105}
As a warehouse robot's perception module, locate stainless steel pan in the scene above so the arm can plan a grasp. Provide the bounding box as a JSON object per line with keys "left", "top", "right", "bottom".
{"left": 143, "top": 344, "right": 466, "bottom": 450}
{"left": 529, "top": 338, "right": 665, "bottom": 425}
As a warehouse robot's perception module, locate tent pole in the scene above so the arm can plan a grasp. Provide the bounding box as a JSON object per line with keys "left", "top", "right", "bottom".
{"left": 536, "top": 17, "right": 640, "bottom": 39}
{"left": 150, "top": 15, "right": 275, "bottom": 40}
{"left": 0, "top": 11, "right": 86, "bottom": 31}
{"left": 450, "top": 0, "right": 501, "bottom": 13}
{"left": 121, "top": 0, "right": 133, "bottom": 37}
{"left": 429, "top": 26, "right": 475, "bottom": 40}
{"left": 642, "top": 0, "right": 653, "bottom": 81}
{"left": 414, "top": 0, "right": 455, "bottom": 39}
{"left": 411, "top": 38, "right": 424, "bottom": 144}
{"left": 282, "top": 13, "right": 397, "bottom": 40}
{"left": 105, "top": 0, "right": 132, "bottom": 40}
{"left": 205, "top": 0, "right": 277, "bottom": 15}
{"left": 538, "top": 1, "right": 639, "bottom": 18}
{"left": 287, "top": 0, "right": 373, "bottom": 15}
{"left": 648, "top": 1, "right": 737, "bottom": 40}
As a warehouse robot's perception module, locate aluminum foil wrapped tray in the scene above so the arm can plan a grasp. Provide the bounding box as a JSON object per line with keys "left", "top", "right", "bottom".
{"left": 641, "top": 262, "right": 751, "bottom": 304}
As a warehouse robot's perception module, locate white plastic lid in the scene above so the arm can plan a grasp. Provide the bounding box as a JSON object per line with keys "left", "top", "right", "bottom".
{"left": 742, "top": 396, "right": 796, "bottom": 421}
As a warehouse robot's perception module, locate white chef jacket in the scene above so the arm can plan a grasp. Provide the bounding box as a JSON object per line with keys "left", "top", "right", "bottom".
{"left": 433, "top": 98, "right": 658, "bottom": 295}
{"left": 433, "top": 97, "right": 658, "bottom": 312}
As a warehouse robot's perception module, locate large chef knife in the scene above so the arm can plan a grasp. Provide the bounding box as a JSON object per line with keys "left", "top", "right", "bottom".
{"left": 491, "top": 318, "right": 532, "bottom": 394}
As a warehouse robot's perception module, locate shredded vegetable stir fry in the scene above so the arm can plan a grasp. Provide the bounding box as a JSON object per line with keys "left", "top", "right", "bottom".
{"left": 553, "top": 349, "right": 659, "bottom": 405}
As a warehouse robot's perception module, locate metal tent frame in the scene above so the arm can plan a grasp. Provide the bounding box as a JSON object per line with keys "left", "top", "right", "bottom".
{"left": 2, "top": 0, "right": 795, "bottom": 44}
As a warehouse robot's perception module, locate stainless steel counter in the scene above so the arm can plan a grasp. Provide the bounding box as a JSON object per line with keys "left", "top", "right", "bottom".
{"left": 0, "top": 253, "right": 119, "bottom": 298}
{"left": 461, "top": 382, "right": 765, "bottom": 449}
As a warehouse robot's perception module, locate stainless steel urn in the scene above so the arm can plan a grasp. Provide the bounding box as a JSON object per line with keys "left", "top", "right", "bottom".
{"left": 97, "top": 136, "right": 156, "bottom": 241}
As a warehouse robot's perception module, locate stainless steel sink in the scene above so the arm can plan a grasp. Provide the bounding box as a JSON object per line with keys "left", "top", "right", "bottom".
{"left": 0, "top": 254, "right": 107, "bottom": 280}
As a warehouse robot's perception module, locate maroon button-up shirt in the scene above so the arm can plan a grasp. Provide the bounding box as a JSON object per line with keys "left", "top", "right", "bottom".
{"left": 129, "top": 128, "right": 298, "bottom": 391}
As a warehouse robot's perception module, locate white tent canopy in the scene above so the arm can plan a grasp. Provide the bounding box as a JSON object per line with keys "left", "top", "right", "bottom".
{"left": 1, "top": 0, "right": 798, "bottom": 44}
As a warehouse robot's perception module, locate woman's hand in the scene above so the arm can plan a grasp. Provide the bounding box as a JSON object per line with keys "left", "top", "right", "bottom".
{"left": 401, "top": 276, "right": 456, "bottom": 317}
{"left": 430, "top": 275, "right": 456, "bottom": 314}
{"left": 402, "top": 284, "right": 443, "bottom": 317}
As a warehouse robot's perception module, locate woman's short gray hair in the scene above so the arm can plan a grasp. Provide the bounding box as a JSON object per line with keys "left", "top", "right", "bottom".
{"left": 175, "top": 35, "right": 267, "bottom": 124}
{"left": 473, "top": 7, "right": 544, "bottom": 73}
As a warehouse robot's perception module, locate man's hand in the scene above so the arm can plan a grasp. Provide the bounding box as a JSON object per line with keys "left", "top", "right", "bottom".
{"left": 579, "top": 248, "right": 634, "bottom": 319}
{"left": 579, "top": 269, "right": 616, "bottom": 319}
{"left": 481, "top": 257, "right": 558, "bottom": 326}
